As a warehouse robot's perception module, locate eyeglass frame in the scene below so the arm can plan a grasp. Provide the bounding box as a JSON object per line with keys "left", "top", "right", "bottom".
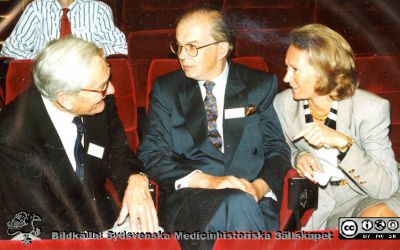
{"left": 80, "top": 80, "right": 110, "bottom": 97}
{"left": 170, "top": 41, "right": 225, "bottom": 57}
{"left": 80, "top": 64, "right": 111, "bottom": 97}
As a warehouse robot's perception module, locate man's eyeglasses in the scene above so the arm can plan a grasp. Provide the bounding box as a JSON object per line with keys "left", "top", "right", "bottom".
{"left": 170, "top": 41, "right": 223, "bottom": 57}
{"left": 81, "top": 80, "right": 110, "bottom": 97}
{"left": 80, "top": 64, "right": 111, "bottom": 97}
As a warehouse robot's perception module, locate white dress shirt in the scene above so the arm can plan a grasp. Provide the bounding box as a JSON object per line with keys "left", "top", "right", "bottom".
{"left": 0, "top": 0, "right": 127, "bottom": 59}
{"left": 42, "top": 95, "right": 80, "bottom": 171}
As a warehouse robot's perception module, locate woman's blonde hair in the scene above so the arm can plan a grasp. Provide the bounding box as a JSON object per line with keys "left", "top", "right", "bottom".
{"left": 290, "top": 24, "right": 359, "bottom": 100}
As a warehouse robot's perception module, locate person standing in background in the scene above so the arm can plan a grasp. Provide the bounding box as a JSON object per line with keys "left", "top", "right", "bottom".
{"left": 0, "top": 0, "right": 127, "bottom": 59}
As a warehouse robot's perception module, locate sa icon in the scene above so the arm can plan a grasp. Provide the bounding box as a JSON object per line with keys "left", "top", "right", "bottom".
{"left": 387, "top": 220, "right": 399, "bottom": 231}
{"left": 341, "top": 220, "right": 358, "bottom": 238}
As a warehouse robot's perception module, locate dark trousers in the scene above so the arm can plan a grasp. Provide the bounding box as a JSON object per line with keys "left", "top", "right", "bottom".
{"left": 163, "top": 188, "right": 279, "bottom": 250}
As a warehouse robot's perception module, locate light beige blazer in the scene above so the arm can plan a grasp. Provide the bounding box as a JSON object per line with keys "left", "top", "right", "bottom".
{"left": 274, "top": 89, "right": 400, "bottom": 229}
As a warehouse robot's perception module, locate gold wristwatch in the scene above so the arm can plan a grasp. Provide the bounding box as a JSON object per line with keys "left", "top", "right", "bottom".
{"left": 337, "top": 135, "right": 354, "bottom": 153}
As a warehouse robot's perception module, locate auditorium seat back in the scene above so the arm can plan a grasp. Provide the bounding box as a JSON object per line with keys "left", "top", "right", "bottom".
{"left": 127, "top": 29, "right": 176, "bottom": 107}
{"left": 356, "top": 55, "right": 400, "bottom": 92}
{"left": 5, "top": 59, "right": 33, "bottom": 104}
{"left": 107, "top": 57, "right": 139, "bottom": 152}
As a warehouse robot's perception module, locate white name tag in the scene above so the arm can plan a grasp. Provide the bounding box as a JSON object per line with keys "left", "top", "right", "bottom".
{"left": 87, "top": 143, "right": 104, "bottom": 159}
{"left": 225, "top": 107, "right": 245, "bottom": 119}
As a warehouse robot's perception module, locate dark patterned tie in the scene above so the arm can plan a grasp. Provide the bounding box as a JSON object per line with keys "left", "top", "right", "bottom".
{"left": 60, "top": 8, "right": 72, "bottom": 38}
{"left": 72, "top": 116, "right": 85, "bottom": 181}
{"left": 203, "top": 81, "right": 223, "bottom": 150}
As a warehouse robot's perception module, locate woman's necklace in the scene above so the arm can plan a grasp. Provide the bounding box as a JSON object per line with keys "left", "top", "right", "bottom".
{"left": 309, "top": 108, "right": 329, "bottom": 121}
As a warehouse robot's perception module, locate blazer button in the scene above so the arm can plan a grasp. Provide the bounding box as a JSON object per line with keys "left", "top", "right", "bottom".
{"left": 252, "top": 148, "right": 258, "bottom": 155}
{"left": 349, "top": 169, "right": 355, "bottom": 174}
{"left": 354, "top": 175, "right": 360, "bottom": 180}
{"left": 360, "top": 181, "right": 367, "bottom": 185}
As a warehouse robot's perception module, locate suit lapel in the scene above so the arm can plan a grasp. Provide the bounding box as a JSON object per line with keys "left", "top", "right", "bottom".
{"left": 178, "top": 77, "right": 223, "bottom": 160}
{"left": 287, "top": 100, "right": 313, "bottom": 152}
{"left": 336, "top": 97, "right": 353, "bottom": 135}
{"left": 223, "top": 64, "right": 247, "bottom": 167}
{"left": 29, "top": 88, "right": 83, "bottom": 191}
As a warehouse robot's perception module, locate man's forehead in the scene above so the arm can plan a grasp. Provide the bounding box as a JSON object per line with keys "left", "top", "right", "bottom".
{"left": 176, "top": 15, "right": 213, "bottom": 42}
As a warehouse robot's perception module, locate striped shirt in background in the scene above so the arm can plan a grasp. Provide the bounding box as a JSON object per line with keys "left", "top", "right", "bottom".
{"left": 0, "top": 0, "right": 127, "bottom": 59}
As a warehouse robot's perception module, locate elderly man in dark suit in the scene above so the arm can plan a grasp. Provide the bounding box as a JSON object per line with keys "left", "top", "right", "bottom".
{"left": 0, "top": 37, "right": 157, "bottom": 238}
{"left": 139, "top": 7, "right": 291, "bottom": 241}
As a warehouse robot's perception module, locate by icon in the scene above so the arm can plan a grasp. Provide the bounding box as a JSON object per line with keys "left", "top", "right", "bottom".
{"left": 362, "top": 220, "right": 373, "bottom": 231}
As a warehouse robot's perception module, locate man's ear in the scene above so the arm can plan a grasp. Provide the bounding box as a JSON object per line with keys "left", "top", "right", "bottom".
{"left": 217, "top": 42, "right": 230, "bottom": 60}
{"left": 56, "top": 92, "right": 73, "bottom": 111}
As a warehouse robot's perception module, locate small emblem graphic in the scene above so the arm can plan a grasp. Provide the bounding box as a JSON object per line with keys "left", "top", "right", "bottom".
{"left": 387, "top": 220, "right": 399, "bottom": 231}
{"left": 7, "top": 212, "right": 42, "bottom": 244}
{"left": 374, "top": 219, "right": 386, "bottom": 231}
{"left": 362, "top": 220, "right": 373, "bottom": 231}
{"left": 340, "top": 219, "right": 358, "bottom": 238}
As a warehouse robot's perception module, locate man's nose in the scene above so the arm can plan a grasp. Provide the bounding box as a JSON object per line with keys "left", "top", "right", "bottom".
{"left": 106, "top": 81, "right": 115, "bottom": 96}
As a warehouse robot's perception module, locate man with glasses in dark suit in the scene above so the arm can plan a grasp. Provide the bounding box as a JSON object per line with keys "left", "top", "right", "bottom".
{"left": 0, "top": 37, "right": 157, "bottom": 239}
{"left": 139, "top": 6, "right": 291, "bottom": 248}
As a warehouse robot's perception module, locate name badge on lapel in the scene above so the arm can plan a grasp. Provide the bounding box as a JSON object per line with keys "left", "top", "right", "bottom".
{"left": 87, "top": 143, "right": 104, "bottom": 159}
{"left": 225, "top": 108, "right": 245, "bottom": 119}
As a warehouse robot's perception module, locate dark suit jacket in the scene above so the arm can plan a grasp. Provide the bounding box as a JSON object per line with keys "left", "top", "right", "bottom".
{"left": 139, "top": 62, "right": 291, "bottom": 227}
{"left": 0, "top": 87, "right": 141, "bottom": 238}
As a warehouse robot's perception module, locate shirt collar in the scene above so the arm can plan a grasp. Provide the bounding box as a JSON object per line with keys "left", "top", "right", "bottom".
{"left": 54, "top": 0, "right": 79, "bottom": 10}
{"left": 42, "top": 95, "right": 76, "bottom": 125}
{"left": 198, "top": 61, "right": 229, "bottom": 88}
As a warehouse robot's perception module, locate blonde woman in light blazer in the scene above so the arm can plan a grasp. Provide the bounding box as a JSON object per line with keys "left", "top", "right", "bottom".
{"left": 273, "top": 24, "right": 400, "bottom": 230}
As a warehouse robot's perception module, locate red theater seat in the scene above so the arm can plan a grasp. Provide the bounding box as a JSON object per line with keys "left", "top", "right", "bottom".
{"left": 222, "top": 0, "right": 314, "bottom": 30}
{"left": 338, "top": 27, "right": 400, "bottom": 56}
{"left": 316, "top": 0, "right": 400, "bottom": 29}
{"left": 235, "top": 28, "right": 290, "bottom": 90}
{"left": 356, "top": 55, "right": 400, "bottom": 92}
{"left": 280, "top": 169, "right": 314, "bottom": 230}
{"left": 316, "top": 1, "right": 400, "bottom": 56}
{"left": 128, "top": 29, "right": 176, "bottom": 107}
{"left": 122, "top": 0, "right": 223, "bottom": 31}
{"left": 106, "top": 57, "right": 139, "bottom": 152}
{"left": 223, "top": 0, "right": 311, "bottom": 9}
{"left": 5, "top": 59, "right": 33, "bottom": 104}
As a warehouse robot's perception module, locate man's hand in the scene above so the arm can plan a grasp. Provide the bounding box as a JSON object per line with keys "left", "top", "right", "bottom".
{"left": 117, "top": 174, "right": 158, "bottom": 232}
{"left": 189, "top": 172, "right": 270, "bottom": 202}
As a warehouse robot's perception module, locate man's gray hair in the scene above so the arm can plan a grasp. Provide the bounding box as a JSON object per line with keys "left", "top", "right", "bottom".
{"left": 33, "top": 36, "right": 103, "bottom": 100}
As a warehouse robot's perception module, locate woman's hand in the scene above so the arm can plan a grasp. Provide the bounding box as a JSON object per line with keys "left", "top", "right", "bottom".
{"left": 292, "top": 123, "right": 349, "bottom": 149}
{"left": 295, "top": 152, "right": 320, "bottom": 181}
